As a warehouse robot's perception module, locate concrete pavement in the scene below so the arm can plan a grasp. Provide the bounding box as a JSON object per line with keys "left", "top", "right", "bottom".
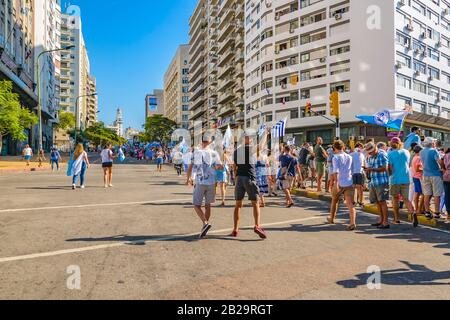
{"left": 0, "top": 163, "right": 449, "bottom": 300}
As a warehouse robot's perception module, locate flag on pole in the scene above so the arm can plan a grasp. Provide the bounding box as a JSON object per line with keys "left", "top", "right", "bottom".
{"left": 356, "top": 109, "right": 409, "bottom": 131}
{"left": 286, "top": 137, "right": 296, "bottom": 146}
{"left": 222, "top": 125, "right": 232, "bottom": 149}
{"left": 271, "top": 118, "right": 287, "bottom": 138}
{"left": 258, "top": 123, "right": 267, "bottom": 137}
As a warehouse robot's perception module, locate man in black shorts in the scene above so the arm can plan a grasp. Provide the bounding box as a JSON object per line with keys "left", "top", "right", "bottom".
{"left": 231, "top": 129, "right": 268, "bottom": 239}
{"left": 297, "top": 143, "right": 310, "bottom": 188}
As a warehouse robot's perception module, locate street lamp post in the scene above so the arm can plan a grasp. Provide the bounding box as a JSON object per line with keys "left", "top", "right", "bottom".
{"left": 73, "top": 92, "right": 98, "bottom": 150}
{"left": 36, "top": 45, "right": 75, "bottom": 152}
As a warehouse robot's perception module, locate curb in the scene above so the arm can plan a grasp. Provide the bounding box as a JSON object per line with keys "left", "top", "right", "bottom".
{"left": 291, "top": 189, "right": 450, "bottom": 231}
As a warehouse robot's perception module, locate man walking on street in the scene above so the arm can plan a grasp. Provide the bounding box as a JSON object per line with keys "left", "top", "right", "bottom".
{"left": 314, "top": 137, "right": 328, "bottom": 192}
{"left": 327, "top": 140, "right": 357, "bottom": 230}
{"left": 186, "top": 134, "right": 223, "bottom": 239}
{"left": 351, "top": 143, "right": 366, "bottom": 207}
{"left": 365, "top": 142, "right": 390, "bottom": 229}
{"left": 420, "top": 137, "right": 445, "bottom": 220}
{"left": 279, "top": 145, "right": 300, "bottom": 208}
{"left": 231, "top": 130, "right": 267, "bottom": 239}
{"left": 388, "top": 137, "right": 419, "bottom": 227}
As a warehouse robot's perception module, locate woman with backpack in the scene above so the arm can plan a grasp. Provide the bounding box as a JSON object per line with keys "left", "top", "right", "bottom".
{"left": 50, "top": 148, "right": 62, "bottom": 171}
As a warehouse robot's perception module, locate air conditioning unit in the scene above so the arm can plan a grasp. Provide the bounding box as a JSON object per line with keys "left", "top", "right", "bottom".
{"left": 289, "top": 28, "right": 295, "bottom": 33}
{"left": 407, "top": 44, "right": 413, "bottom": 51}
{"left": 428, "top": 76, "right": 433, "bottom": 81}
{"left": 443, "top": 8, "right": 449, "bottom": 16}
{"left": 275, "top": 49, "right": 280, "bottom": 54}
{"left": 395, "top": 62, "right": 403, "bottom": 69}
{"left": 335, "top": 13, "right": 342, "bottom": 20}
{"left": 320, "top": 57, "right": 326, "bottom": 63}
{"left": 251, "top": 2, "right": 254, "bottom": 7}
{"left": 275, "top": 15, "right": 280, "bottom": 21}
{"left": 406, "top": 24, "right": 414, "bottom": 31}
{"left": 422, "top": 51, "right": 428, "bottom": 57}
{"left": 414, "top": 49, "right": 420, "bottom": 55}
{"left": 414, "top": 70, "right": 420, "bottom": 77}
{"left": 436, "top": 97, "right": 441, "bottom": 102}
{"left": 281, "top": 84, "right": 287, "bottom": 89}
{"left": 421, "top": 32, "right": 427, "bottom": 39}
{"left": 399, "top": 0, "right": 406, "bottom": 6}
{"left": 436, "top": 40, "right": 442, "bottom": 47}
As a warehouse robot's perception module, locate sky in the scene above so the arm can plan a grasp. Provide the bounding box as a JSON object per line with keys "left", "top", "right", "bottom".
{"left": 61, "top": 0, "right": 198, "bottom": 130}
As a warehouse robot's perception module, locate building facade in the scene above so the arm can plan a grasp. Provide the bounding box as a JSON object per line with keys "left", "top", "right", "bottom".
{"left": 244, "top": 0, "right": 450, "bottom": 145}
{"left": 107, "top": 108, "right": 123, "bottom": 137}
{"left": 145, "top": 89, "right": 165, "bottom": 118}
{"left": 34, "top": 0, "right": 62, "bottom": 152}
{"left": 163, "top": 45, "right": 190, "bottom": 129}
{"left": 0, "top": 0, "right": 37, "bottom": 155}
{"left": 55, "top": 12, "right": 95, "bottom": 150}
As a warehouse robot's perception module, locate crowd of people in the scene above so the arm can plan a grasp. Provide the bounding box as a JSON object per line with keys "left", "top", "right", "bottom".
{"left": 177, "top": 126, "right": 449, "bottom": 239}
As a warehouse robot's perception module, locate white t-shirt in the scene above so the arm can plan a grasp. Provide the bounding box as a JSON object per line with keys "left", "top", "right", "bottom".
{"left": 350, "top": 150, "right": 365, "bottom": 174}
{"left": 192, "top": 148, "right": 221, "bottom": 185}
{"left": 101, "top": 149, "right": 113, "bottom": 163}
{"left": 23, "top": 147, "right": 32, "bottom": 156}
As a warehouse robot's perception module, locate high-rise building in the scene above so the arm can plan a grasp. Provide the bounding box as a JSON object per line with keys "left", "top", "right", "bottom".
{"left": 188, "top": 0, "right": 219, "bottom": 131}
{"left": 244, "top": 0, "right": 450, "bottom": 144}
{"left": 0, "top": 0, "right": 37, "bottom": 155}
{"left": 34, "top": 0, "right": 62, "bottom": 152}
{"left": 163, "top": 45, "right": 191, "bottom": 129}
{"left": 86, "top": 75, "right": 98, "bottom": 127}
{"left": 107, "top": 108, "right": 123, "bottom": 137}
{"left": 216, "top": 0, "right": 246, "bottom": 130}
{"left": 145, "top": 89, "right": 165, "bottom": 118}
{"left": 55, "top": 12, "right": 96, "bottom": 150}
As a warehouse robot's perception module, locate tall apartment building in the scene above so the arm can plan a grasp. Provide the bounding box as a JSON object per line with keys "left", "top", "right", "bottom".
{"left": 86, "top": 75, "right": 98, "bottom": 127}
{"left": 0, "top": 0, "right": 37, "bottom": 155}
{"left": 216, "top": 0, "right": 246, "bottom": 130}
{"left": 188, "top": 0, "right": 219, "bottom": 131}
{"left": 145, "top": 89, "right": 165, "bottom": 118}
{"left": 163, "top": 45, "right": 191, "bottom": 129}
{"left": 34, "top": 0, "right": 62, "bottom": 152}
{"left": 55, "top": 12, "right": 95, "bottom": 150}
{"left": 245, "top": 0, "right": 450, "bottom": 145}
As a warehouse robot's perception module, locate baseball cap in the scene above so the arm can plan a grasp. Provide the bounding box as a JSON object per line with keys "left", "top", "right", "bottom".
{"left": 365, "top": 142, "right": 376, "bottom": 153}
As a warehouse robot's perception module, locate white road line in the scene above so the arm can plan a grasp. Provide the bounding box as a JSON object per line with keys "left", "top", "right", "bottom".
{"left": 0, "top": 198, "right": 192, "bottom": 213}
{"left": 0, "top": 215, "right": 330, "bottom": 264}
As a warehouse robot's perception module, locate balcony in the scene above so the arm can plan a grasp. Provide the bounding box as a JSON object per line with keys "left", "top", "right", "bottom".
{"left": 218, "top": 63, "right": 234, "bottom": 80}
{"left": 218, "top": 89, "right": 235, "bottom": 105}
{"left": 218, "top": 76, "right": 234, "bottom": 92}
{"left": 218, "top": 47, "right": 236, "bottom": 67}
{"left": 218, "top": 32, "right": 236, "bottom": 55}
{"left": 190, "top": 84, "right": 206, "bottom": 101}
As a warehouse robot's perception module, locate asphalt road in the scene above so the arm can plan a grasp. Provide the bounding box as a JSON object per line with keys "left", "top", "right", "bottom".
{"left": 0, "top": 159, "right": 449, "bottom": 300}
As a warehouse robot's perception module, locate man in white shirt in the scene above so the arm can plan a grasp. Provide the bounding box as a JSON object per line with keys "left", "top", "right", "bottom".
{"left": 350, "top": 143, "right": 366, "bottom": 207}
{"left": 22, "top": 144, "right": 33, "bottom": 166}
{"left": 186, "top": 134, "right": 223, "bottom": 239}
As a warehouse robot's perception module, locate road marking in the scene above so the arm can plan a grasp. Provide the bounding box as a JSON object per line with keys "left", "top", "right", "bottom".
{"left": 0, "top": 198, "right": 192, "bottom": 213}
{"left": 0, "top": 214, "right": 331, "bottom": 264}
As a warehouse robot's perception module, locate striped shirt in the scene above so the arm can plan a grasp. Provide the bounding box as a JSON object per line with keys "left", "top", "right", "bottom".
{"left": 367, "top": 151, "right": 389, "bottom": 187}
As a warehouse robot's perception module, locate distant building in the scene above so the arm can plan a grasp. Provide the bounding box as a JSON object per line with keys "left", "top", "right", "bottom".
{"left": 107, "top": 108, "right": 123, "bottom": 137}
{"left": 124, "top": 127, "right": 141, "bottom": 141}
{"left": 145, "top": 90, "right": 164, "bottom": 118}
{"left": 163, "top": 45, "right": 190, "bottom": 129}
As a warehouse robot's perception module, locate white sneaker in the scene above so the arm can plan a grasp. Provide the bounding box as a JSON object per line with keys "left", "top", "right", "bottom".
{"left": 104, "top": 184, "right": 108, "bottom": 188}
{"left": 72, "top": 184, "right": 76, "bottom": 190}
{"left": 81, "top": 185, "right": 85, "bottom": 189}
{"left": 109, "top": 184, "right": 114, "bottom": 188}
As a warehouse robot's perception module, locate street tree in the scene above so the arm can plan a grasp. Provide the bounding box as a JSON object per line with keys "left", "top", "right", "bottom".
{"left": 83, "top": 122, "right": 126, "bottom": 147}
{"left": 143, "top": 115, "right": 176, "bottom": 143}
{"left": 0, "top": 81, "right": 38, "bottom": 153}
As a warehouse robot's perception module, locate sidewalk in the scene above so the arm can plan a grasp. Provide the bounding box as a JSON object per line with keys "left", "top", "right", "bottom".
{"left": 0, "top": 155, "right": 66, "bottom": 174}
{"left": 291, "top": 188, "right": 450, "bottom": 231}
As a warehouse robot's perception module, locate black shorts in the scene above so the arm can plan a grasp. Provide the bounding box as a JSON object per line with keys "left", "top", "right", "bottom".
{"left": 352, "top": 173, "right": 365, "bottom": 186}
{"left": 102, "top": 162, "right": 113, "bottom": 168}
{"left": 235, "top": 176, "right": 259, "bottom": 201}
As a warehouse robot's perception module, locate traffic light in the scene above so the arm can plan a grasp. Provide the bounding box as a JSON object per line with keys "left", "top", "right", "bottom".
{"left": 330, "top": 91, "right": 340, "bottom": 118}
{"left": 305, "top": 102, "right": 312, "bottom": 116}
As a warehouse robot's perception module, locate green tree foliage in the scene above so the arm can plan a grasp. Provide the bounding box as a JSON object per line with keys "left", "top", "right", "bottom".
{"left": 55, "top": 111, "right": 76, "bottom": 132}
{"left": 0, "top": 81, "right": 38, "bottom": 152}
{"left": 83, "top": 122, "right": 126, "bottom": 147}
{"left": 143, "top": 115, "right": 177, "bottom": 143}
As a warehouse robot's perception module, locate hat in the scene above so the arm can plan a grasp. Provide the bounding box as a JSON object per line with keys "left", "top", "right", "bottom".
{"left": 365, "top": 142, "right": 376, "bottom": 153}
{"left": 413, "top": 145, "right": 423, "bottom": 153}
{"left": 390, "top": 137, "right": 402, "bottom": 145}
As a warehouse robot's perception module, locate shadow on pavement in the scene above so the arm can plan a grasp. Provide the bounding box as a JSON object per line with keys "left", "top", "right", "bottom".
{"left": 337, "top": 260, "right": 450, "bottom": 288}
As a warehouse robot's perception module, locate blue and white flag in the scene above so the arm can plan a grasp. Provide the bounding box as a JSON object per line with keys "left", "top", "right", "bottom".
{"left": 271, "top": 118, "right": 287, "bottom": 138}
{"left": 222, "top": 125, "right": 232, "bottom": 149}
{"left": 356, "top": 109, "right": 408, "bottom": 131}
{"left": 258, "top": 124, "right": 267, "bottom": 137}
{"left": 286, "top": 137, "right": 296, "bottom": 146}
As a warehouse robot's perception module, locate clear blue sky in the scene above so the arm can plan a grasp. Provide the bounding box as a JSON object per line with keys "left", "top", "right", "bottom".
{"left": 61, "top": 0, "right": 197, "bottom": 130}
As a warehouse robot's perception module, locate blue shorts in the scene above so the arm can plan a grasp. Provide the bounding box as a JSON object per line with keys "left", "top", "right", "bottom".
{"left": 24, "top": 155, "right": 31, "bottom": 160}
{"left": 413, "top": 178, "right": 423, "bottom": 194}
{"left": 157, "top": 158, "right": 163, "bottom": 165}
{"left": 215, "top": 170, "right": 227, "bottom": 183}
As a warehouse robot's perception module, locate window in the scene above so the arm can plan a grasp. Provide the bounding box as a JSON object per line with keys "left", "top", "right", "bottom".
{"left": 428, "top": 66, "right": 440, "bottom": 80}
{"left": 413, "top": 80, "right": 427, "bottom": 94}
{"left": 396, "top": 52, "right": 411, "bottom": 68}
{"left": 182, "top": 68, "right": 189, "bottom": 75}
{"left": 428, "top": 85, "right": 439, "bottom": 98}
{"left": 396, "top": 31, "right": 410, "bottom": 47}
{"left": 413, "top": 60, "right": 426, "bottom": 74}
{"left": 182, "top": 105, "right": 189, "bottom": 111}
{"left": 290, "top": 109, "right": 299, "bottom": 119}
{"left": 397, "top": 74, "right": 411, "bottom": 89}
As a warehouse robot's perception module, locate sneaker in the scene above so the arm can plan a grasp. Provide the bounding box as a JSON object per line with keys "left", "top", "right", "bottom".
{"left": 434, "top": 213, "right": 442, "bottom": 219}
{"left": 199, "top": 224, "right": 212, "bottom": 238}
{"left": 72, "top": 184, "right": 76, "bottom": 190}
{"left": 81, "top": 185, "right": 85, "bottom": 189}
{"left": 109, "top": 184, "right": 114, "bottom": 188}
{"left": 425, "top": 212, "right": 433, "bottom": 220}
{"left": 254, "top": 226, "right": 267, "bottom": 239}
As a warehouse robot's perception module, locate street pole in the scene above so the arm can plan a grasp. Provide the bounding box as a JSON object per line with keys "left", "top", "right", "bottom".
{"left": 336, "top": 118, "right": 340, "bottom": 141}
{"left": 73, "top": 93, "right": 97, "bottom": 152}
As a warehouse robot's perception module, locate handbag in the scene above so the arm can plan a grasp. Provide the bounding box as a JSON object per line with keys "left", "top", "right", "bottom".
{"left": 279, "top": 158, "right": 294, "bottom": 181}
